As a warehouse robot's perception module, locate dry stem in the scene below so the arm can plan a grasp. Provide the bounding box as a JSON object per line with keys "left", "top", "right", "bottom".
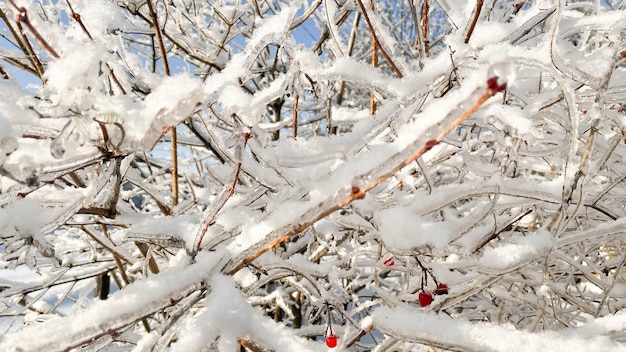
{"left": 194, "top": 133, "right": 251, "bottom": 252}
{"left": 145, "top": 0, "right": 178, "bottom": 206}
{"left": 11, "top": 4, "right": 60, "bottom": 59}
{"left": 370, "top": 0, "right": 378, "bottom": 115}
{"left": 336, "top": 12, "right": 361, "bottom": 105}
{"left": 292, "top": 93, "right": 299, "bottom": 140}
{"left": 355, "top": 0, "right": 403, "bottom": 78}
{"left": 421, "top": 0, "right": 430, "bottom": 56}
{"left": 464, "top": 0, "right": 484, "bottom": 44}
{"left": 65, "top": 0, "right": 93, "bottom": 40}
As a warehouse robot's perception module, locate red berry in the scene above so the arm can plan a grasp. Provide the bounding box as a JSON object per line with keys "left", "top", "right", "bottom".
{"left": 434, "top": 283, "right": 449, "bottom": 295}
{"left": 351, "top": 186, "right": 360, "bottom": 194}
{"left": 494, "top": 82, "right": 507, "bottom": 93}
{"left": 418, "top": 291, "right": 433, "bottom": 307}
{"left": 326, "top": 334, "right": 337, "bottom": 348}
{"left": 487, "top": 76, "right": 499, "bottom": 90}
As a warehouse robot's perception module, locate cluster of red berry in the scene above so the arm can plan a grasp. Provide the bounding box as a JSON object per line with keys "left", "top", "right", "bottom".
{"left": 323, "top": 256, "right": 450, "bottom": 347}
{"left": 418, "top": 283, "right": 449, "bottom": 307}
{"left": 417, "top": 255, "right": 449, "bottom": 307}
{"left": 383, "top": 255, "right": 449, "bottom": 307}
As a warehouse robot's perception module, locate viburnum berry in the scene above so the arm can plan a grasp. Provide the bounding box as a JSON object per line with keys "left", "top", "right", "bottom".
{"left": 486, "top": 76, "right": 507, "bottom": 93}
{"left": 418, "top": 291, "right": 433, "bottom": 307}
{"left": 434, "top": 283, "right": 449, "bottom": 295}
{"left": 326, "top": 334, "right": 337, "bottom": 348}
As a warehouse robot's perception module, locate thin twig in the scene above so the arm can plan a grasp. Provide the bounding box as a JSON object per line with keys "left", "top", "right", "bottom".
{"left": 370, "top": 0, "right": 378, "bottom": 115}
{"left": 171, "top": 127, "right": 179, "bottom": 206}
{"left": 336, "top": 12, "right": 360, "bottom": 105}
{"left": 145, "top": 0, "right": 170, "bottom": 76}
{"left": 11, "top": 5, "right": 60, "bottom": 58}
{"left": 355, "top": 0, "right": 403, "bottom": 78}
{"left": 421, "top": 0, "right": 430, "bottom": 56}
{"left": 0, "top": 7, "right": 31, "bottom": 66}
{"left": 145, "top": 0, "right": 178, "bottom": 206}
{"left": 15, "top": 21, "right": 45, "bottom": 79}
{"left": 194, "top": 132, "right": 252, "bottom": 252}
{"left": 65, "top": 0, "right": 93, "bottom": 40}
{"left": 464, "top": 0, "right": 484, "bottom": 44}
{"left": 292, "top": 93, "right": 298, "bottom": 140}
{"left": 106, "top": 63, "right": 127, "bottom": 95}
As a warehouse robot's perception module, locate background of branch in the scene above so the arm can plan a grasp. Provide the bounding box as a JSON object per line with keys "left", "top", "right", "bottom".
{"left": 0, "top": 0, "right": 625, "bottom": 351}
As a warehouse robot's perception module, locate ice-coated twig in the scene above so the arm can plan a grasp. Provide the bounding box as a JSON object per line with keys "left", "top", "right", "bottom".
{"left": 464, "top": 0, "right": 484, "bottom": 44}
{"left": 144, "top": 0, "right": 179, "bottom": 207}
{"left": 193, "top": 132, "right": 251, "bottom": 253}
{"left": 10, "top": 3, "right": 60, "bottom": 59}
{"left": 421, "top": 0, "right": 429, "bottom": 56}
{"left": 225, "top": 76, "right": 507, "bottom": 275}
{"left": 64, "top": 0, "right": 93, "bottom": 40}
{"left": 292, "top": 93, "right": 299, "bottom": 139}
{"left": 354, "top": 0, "right": 404, "bottom": 78}
{"left": 336, "top": 12, "right": 361, "bottom": 105}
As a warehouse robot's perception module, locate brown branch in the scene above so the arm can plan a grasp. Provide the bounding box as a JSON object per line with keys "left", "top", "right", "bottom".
{"left": 65, "top": 0, "right": 93, "bottom": 40}
{"left": 145, "top": 0, "right": 178, "bottom": 207}
{"left": 226, "top": 78, "right": 506, "bottom": 275}
{"left": 15, "top": 22, "right": 45, "bottom": 80}
{"left": 171, "top": 127, "right": 179, "bottom": 206}
{"left": 145, "top": 0, "right": 170, "bottom": 76}
{"left": 238, "top": 338, "right": 271, "bottom": 352}
{"left": 370, "top": 0, "right": 378, "bottom": 115}
{"left": 421, "top": 0, "right": 430, "bottom": 56}
{"left": 292, "top": 93, "right": 299, "bottom": 140}
{"left": 336, "top": 12, "right": 360, "bottom": 105}
{"left": 13, "top": 6, "right": 60, "bottom": 59}
{"left": 0, "top": 7, "right": 25, "bottom": 50}
{"left": 0, "top": 7, "right": 35, "bottom": 75}
{"left": 106, "top": 63, "right": 127, "bottom": 95}
{"left": 355, "top": 0, "right": 403, "bottom": 78}
{"left": 194, "top": 132, "right": 252, "bottom": 252}
{"left": 464, "top": 0, "right": 484, "bottom": 44}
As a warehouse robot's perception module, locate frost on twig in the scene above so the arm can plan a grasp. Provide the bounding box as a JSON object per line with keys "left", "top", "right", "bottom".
{"left": 0, "top": 1, "right": 625, "bottom": 351}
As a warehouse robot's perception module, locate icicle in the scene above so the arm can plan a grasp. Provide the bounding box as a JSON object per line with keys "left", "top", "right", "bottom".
{"left": 50, "top": 134, "right": 66, "bottom": 159}
{"left": 0, "top": 136, "right": 17, "bottom": 165}
{"left": 50, "top": 119, "right": 75, "bottom": 159}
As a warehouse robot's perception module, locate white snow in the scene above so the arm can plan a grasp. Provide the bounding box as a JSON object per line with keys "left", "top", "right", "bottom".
{"left": 373, "top": 307, "right": 626, "bottom": 352}
{"left": 478, "top": 230, "right": 554, "bottom": 275}
{"left": 0, "top": 1, "right": 623, "bottom": 351}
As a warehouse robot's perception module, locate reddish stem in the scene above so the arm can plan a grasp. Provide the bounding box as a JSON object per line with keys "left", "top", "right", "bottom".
{"left": 421, "top": 0, "right": 430, "bottom": 56}
{"left": 14, "top": 6, "right": 60, "bottom": 58}
{"left": 464, "top": 0, "right": 484, "bottom": 44}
